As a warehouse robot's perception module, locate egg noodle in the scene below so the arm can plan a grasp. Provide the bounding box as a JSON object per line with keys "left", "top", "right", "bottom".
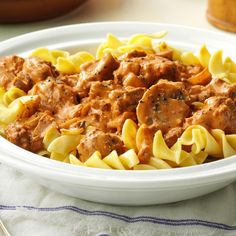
{"left": 1, "top": 32, "right": 236, "bottom": 170}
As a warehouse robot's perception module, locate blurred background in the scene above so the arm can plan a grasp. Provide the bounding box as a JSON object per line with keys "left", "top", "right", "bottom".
{"left": 0, "top": 0, "right": 235, "bottom": 42}
{"left": 0, "top": 0, "right": 236, "bottom": 41}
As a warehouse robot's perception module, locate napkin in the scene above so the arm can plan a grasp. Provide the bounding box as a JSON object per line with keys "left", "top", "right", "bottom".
{"left": 0, "top": 163, "right": 236, "bottom": 236}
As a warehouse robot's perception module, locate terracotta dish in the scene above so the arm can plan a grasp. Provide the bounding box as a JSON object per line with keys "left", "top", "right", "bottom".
{"left": 0, "top": 0, "right": 86, "bottom": 23}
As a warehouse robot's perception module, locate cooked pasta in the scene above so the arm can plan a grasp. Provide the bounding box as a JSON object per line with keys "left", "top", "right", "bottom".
{"left": 103, "top": 150, "right": 125, "bottom": 170}
{"left": 64, "top": 122, "right": 236, "bottom": 170}
{"left": 0, "top": 87, "right": 37, "bottom": 125}
{"left": 96, "top": 32, "right": 167, "bottom": 59}
{"left": 30, "top": 48, "right": 94, "bottom": 74}
{"left": 198, "top": 45, "right": 211, "bottom": 68}
{"left": 1, "top": 31, "right": 236, "bottom": 170}
{"left": 209, "top": 50, "right": 236, "bottom": 83}
{"left": 47, "top": 129, "right": 83, "bottom": 161}
{"left": 2, "top": 87, "right": 26, "bottom": 106}
{"left": 152, "top": 125, "right": 233, "bottom": 164}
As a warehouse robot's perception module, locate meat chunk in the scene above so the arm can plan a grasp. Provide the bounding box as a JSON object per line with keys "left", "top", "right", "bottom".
{"left": 155, "top": 50, "right": 173, "bottom": 60}
{"left": 207, "top": 78, "right": 236, "bottom": 98}
{"left": 185, "top": 96, "right": 236, "bottom": 133}
{"left": 76, "top": 53, "right": 120, "bottom": 98}
{"left": 74, "top": 99, "right": 112, "bottom": 131}
{"left": 0, "top": 55, "right": 24, "bottom": 90}
{"left": 136, "top": 125, "right": 156, "bottom": 163}
{"left": 120, "top": 50, "right": 173, "bottom": 61}
{"left": 109, "top": 86, "right": 146, "bottom": 114}
{"left": 58, "top": 74, "right": 80, "bottom": 88}
{"left": 29, "top": 78, "right": 78, "bottom": 120}
{"left": 188, "top": 78, "right": 236, "bottom": 106}
{"left": 74, "top": 81, "right": 121, "bottom": 131}
{"left": 137, "top": 80, "right": 190, "bottom": 132}
{"left": 175, "top": 62, "right": 203, "bottom": 81}
{"left": 18, "top": 57, "right": 58, "bottom": 85}
{"left": 5, "top": 112, "right": 56, "bottom": 152}
{"left": 77, "top": 128, "right": 126, "bottom": 162}
{"left": 15, "top": 57, "right": 58, "bottom": 92}
{"left": 88, "top": 80, "right": 120, "bottom": 99}
{"left": 76, "top": 81, "right": 145, "bottom": 132}
{"left": 119, "top": 50, "right": 147, "bottom": 60}
{"left": 108, "top": 86, "right": 146, "bottom": 132}
{"left": 164, "top": 127, "right": 184, "bottom": 147}
{"left": 114, "top": 53, "right": 178, "bottom": 88}
{"left": 16, "top": 57, "right": 58, "bottom": 92}
{"left": 13, "top": 76, "right": 33, "bottom": 92}
{"left": 186, "top": 84, "right": 212, "bottom": 104}
{"left": 0, "top": 56, "right": 58, "bottom": 92}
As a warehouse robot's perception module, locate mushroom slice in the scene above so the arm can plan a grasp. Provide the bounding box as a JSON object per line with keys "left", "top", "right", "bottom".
{"left": 137, "top": 80, "right": 189, "bottom": 131}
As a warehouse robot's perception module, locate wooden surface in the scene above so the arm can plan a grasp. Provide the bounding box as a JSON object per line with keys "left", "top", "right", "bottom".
{"left": 207, "top": 0, "right": 236, "bottom": 32}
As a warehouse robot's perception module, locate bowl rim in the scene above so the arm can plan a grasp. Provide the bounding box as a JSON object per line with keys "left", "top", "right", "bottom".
{"left": 0, "top": 21, "right": 236, "bottom": 56}
{"left": 1, "top": 136, "right": 236, "bottom": 187}
{"left": 1, "top": 21, "right": 236, "bottom": 188}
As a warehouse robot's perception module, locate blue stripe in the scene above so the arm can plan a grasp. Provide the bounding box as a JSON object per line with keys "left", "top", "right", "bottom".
{"left": 96, "top": 234, "right": 111, "bottom": 236}
{"left": 0, "top": 204, "right": 235, "bottom": 231}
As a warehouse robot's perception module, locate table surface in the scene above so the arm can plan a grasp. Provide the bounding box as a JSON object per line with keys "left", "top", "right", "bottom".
{"left": 0, "top": 0, "right": 235, "bottom": 42}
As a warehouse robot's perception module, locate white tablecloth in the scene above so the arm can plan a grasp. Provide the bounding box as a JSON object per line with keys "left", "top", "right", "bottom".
{"left": 1, "top": 164, "right": 236, "bottom": 236}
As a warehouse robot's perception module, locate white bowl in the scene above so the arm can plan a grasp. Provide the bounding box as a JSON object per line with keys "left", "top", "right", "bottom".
{"left": 0, "top": 22, "right": 236, "bottom": 206}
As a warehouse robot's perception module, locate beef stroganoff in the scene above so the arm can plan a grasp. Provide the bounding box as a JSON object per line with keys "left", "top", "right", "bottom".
{"left": 1, "top": 32, "right": 236, "bottom": 170}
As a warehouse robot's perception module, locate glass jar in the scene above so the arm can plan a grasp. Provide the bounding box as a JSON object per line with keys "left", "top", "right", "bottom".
{"left": 207, "top": 0, "right": 236, "bottom": 32}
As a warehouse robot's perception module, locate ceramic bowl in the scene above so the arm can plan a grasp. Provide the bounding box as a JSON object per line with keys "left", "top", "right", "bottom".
{"left": 0, "top": 22, "right": 236, "bottom": 205}
{"left": 0, "top": 0, "right": 86, "bottom": 23}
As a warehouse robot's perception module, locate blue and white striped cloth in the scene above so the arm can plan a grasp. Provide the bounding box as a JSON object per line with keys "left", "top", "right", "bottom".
{"left": 0, "top": 164, "right": 236, "bottom": 236}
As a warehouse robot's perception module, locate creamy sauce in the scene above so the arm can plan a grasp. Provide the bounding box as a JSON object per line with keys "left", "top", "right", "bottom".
{"left": 1, "top": 50, "right": 236, "bottom": 163}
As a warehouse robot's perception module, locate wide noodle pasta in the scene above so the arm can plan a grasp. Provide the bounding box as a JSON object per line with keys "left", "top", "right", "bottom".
{"left": 0, "top": 87, "right": 38, "bottom": 127}
{"left": 1, "top": 32, "right": 236, "bottom": 170}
